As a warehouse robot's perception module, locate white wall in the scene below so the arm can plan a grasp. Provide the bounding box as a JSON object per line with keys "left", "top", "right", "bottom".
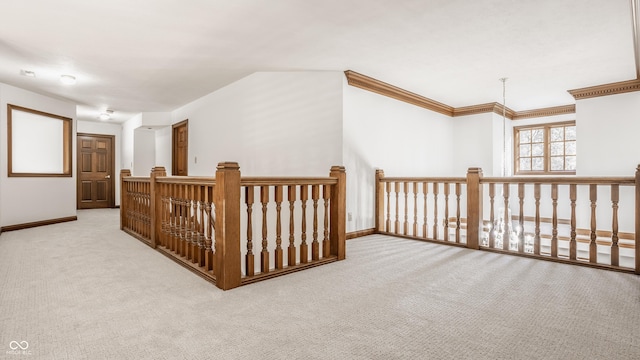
{"left": 576, "top": 92, "right": 640, "bottom": 176}
{"left": 121, "top": 114, "right": 141, "bottom": 173}
{"left": 155, "top": 126, "right": 172, "bottom": 174}
{"left": 133, "top": 128, "right": 156, "bottom": 176}
{"left": 0, "top": 83, "right": 77, "bottom": 227}
{"left": 343, "top": 82, "right": 454, "bottom": 232}
{"left": 169, "top": 71, "right": 344, "bottom": 177}
{"left": 451, "top": 113, "right": 495, "bottom": 176}
{"left": 77, "top": 120, "right": 123, "bottom": 205}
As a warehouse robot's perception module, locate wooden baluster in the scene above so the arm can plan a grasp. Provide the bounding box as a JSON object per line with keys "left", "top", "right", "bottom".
{"left": 534, "top": 184, "right": 541, "bottom": 255}
{"left": 403, "top": 182, "right": 409, "bottom": 235}
{"left": 443, "top": 183, "right": 450, "bottom": 242}
{"left": 385, "top": 182, "right": 391, "bottom": 232}
{"left": 186, "top": 184, "right": 193, "bottom": 259}
{"left": 422, "top": 182, "right": 428, "bottom": 238}
{"left": 175, "top": 183, "right": 182, "bottom": 255}
{"left": 432, "top": 183, "right": 439, "bottom": 240}
{"left": 187, "top": 185, "right": 194, "bottom": 262}
{"left": 589, "top": 184, "right": 598, "bottom": 263}
{"left": 489, "top": 183, "right": 495, "bottom": 248}
{"left": 197, "top": 185, "right": 205, "bottom": 267}
{"left": 300, "top": 185, "right": 308, "bottom": 264}
{"left": 245, "top": 186, "right": 255, "bottom": 276}
{"left": 323, "top": 185, "right": 330, "bottom": 258}
{"left": 172, "top": 183, "right": 178, "bottom": 252}
{"left": 260, "top": 185, "right": 270, "bottom": 273}
{"left": 413, "top": 182, "right": 418, "bottom": 236}
{"left": 181, "top": 184, "right": 188, "bottom": 257}
{"left": 551, "top": 184, "right": 558, "bottom": 258}
{"left": 190, "top": 184, "right": 198, "bottom": 263}
{"left": 189, "top": 185, "right": 197, "bottom": 263}
{"left": 570, "top": 184, "right": 577, "bottom": 261}
{"left": 518, "top": 183, "right": 525, "bottom": 253}
{"left": 455, "top": 183, "right": 461, "bottom": 244}
{"left": 204, "top": 186, "right": 214, "bottom": 271}
{"left": 288, "top": 186, "right": 297, "bottom": 266}
{"left": 311, "top": 185, "right": 320, "bottom": 261}
{"left": 275, "top": 185, "right": 284, "bottom": 268}
{"left": 132, "top": 182, "right": 137, "bottom": 235}
{"left": 502, "top": 183, "right": 510, "bottom": 251}
{"left": 394, "top": 182, "right": 400, "bottom": 234}
{"left": 163, "top": 183, "right": 169, "bottom": 248}
{"left": 168, "top": 184, "right": 173, "bottom": 251}
{"left": 611, "top": 184, "right": 619, "bottom": 267}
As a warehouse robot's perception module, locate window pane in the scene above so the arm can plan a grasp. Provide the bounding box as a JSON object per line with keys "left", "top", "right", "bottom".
{"left": 566, "top": 156, "right": 576, "bottom": 170}
{"left": 532, "top": 129, "right": 544, "bottom": 143}
{"left": 551, "top": 156, "right": 564, "bottom": 171}
{"left": 532, "top": 143, "right": 544, "bottom": 156}
{"left": 550, "top": 142, "right": 563, "bottom": 156}
{"left": 565, "top": 141, "right": 576, "bottom": 155}
{"left": 520, "top": 158, "right": 531, "bottom": 171}
{"left": 565, "top": 126, "right": 576, "bottom": 140}
{"left": 532, "top": 157, "right": 544, "bottom": 171}
{"left": 550, "top": 127, "right": 564, "bottom": 141}
{"left": 520, "top": 130, "right": 531, "bottom": 143}
{"left": 520, "top": 144, "right": 531, "bottom": 157}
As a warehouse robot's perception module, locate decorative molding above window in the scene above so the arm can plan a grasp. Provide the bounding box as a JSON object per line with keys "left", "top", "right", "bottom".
{"left": 567, "top": 79, "right": 640, "bottom": 100}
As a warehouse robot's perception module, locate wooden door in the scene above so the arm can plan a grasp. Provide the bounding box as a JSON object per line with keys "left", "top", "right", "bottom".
{"left": 172, "top": 120, "right": 188, "bottom": 176}
{"left": 77, "top": 133, "right": 115, "bottom": 209}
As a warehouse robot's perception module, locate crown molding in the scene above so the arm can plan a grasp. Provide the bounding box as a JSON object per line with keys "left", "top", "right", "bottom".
{"left": 344, "top": 70, "right": 453, "bottom": 116}
{"left": 512, "top": 104, "right": 576, "bottom": 120}
{"left": 345, "top": 70, "right": 578, "bottom": 121}
{"left": 453, "top": 103, "right": 504, "bottom": 118}
{"left": 567, "top": 79, "right": 640, "bottom": 100}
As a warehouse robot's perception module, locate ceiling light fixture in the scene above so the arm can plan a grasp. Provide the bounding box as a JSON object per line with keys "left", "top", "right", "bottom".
{"left": 60, "top": 74, "right": 76, "bottom": 85}
{"left": 21, "top": 70, "right": 36, "bottom": 78}
{"left": 98, "top": 109, "right": 114, "bottom": 121}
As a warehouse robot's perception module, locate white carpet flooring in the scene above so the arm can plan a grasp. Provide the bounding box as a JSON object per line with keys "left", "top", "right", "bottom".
{"left": 0, "top": 209, "right": 639, "bottom": 359}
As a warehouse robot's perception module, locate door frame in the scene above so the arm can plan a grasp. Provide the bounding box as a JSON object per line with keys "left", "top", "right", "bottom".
{"left": 172, "top": 119, "right": 188, "bottom": 176}
{"left": 76, "top": 133, "right": 116, "bottom": 209}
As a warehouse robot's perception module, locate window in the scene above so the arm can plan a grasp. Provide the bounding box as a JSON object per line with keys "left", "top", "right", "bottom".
{"left": 8, "top": 104, "right": 73, "bottom": 177}
{"left": 514, "top": 121, "right": 576, "bottom": 175}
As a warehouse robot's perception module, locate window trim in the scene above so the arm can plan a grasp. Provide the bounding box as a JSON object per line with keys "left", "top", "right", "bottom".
{"left": 7, "top": 104, "right": 73, "bottom": 177}
{"left": 513, "top": 120, "right": 576, "bottom": 176}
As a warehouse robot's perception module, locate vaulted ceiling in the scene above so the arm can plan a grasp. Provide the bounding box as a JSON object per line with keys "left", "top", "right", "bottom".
{"left": 0, "top": 0, "right": 638, "bottom": 123}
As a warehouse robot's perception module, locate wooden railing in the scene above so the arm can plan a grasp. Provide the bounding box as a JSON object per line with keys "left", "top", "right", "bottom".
{"left": 375, "top": 170, "right": 467, "bottom": 245}
{"left": 375, "top": 166, "right": 640, "bottom": 274}
{"left": 120, "top": 170, "right": 151, "bottom": 244}
{"left": 121, "top": 162, "right": 346, "bottom": 290}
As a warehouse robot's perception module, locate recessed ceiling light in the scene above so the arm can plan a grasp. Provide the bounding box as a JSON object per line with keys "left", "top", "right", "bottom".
{"left": 98, "top": 109, "right": 114, "bottom": 121}
{"left": 60, "top": 74, "right": 76, "bottom": 85}
{"left": 21, "top": 70, "right": 36, "bottom": 78}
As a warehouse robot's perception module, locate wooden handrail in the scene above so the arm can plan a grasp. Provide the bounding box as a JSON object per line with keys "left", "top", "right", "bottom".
{"left": 481, "top": 177, "right": 634, "bottom": 185}
{"left": 123, "top": 177, "right": 151, "bottom": 182}
{"left": 241, "top": 177, "right": 338, "bottom": 186}
{"left": 380, "top": 177, "right": 466, "bottom": 183}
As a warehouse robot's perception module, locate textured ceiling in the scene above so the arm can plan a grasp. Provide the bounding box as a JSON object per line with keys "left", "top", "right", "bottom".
{"left": 0, "top": 0, "right": 636, "bottom": 123}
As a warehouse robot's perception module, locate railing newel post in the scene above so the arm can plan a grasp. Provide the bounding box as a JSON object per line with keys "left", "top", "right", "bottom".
{"left": 466, "top": 168, "right": 483, "bottom": 250}
{"left": 214, "top": 162, "right": 242, "bottom": 290}
{"left": 330, "top": 166, "right": 346, "bottom": 260}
